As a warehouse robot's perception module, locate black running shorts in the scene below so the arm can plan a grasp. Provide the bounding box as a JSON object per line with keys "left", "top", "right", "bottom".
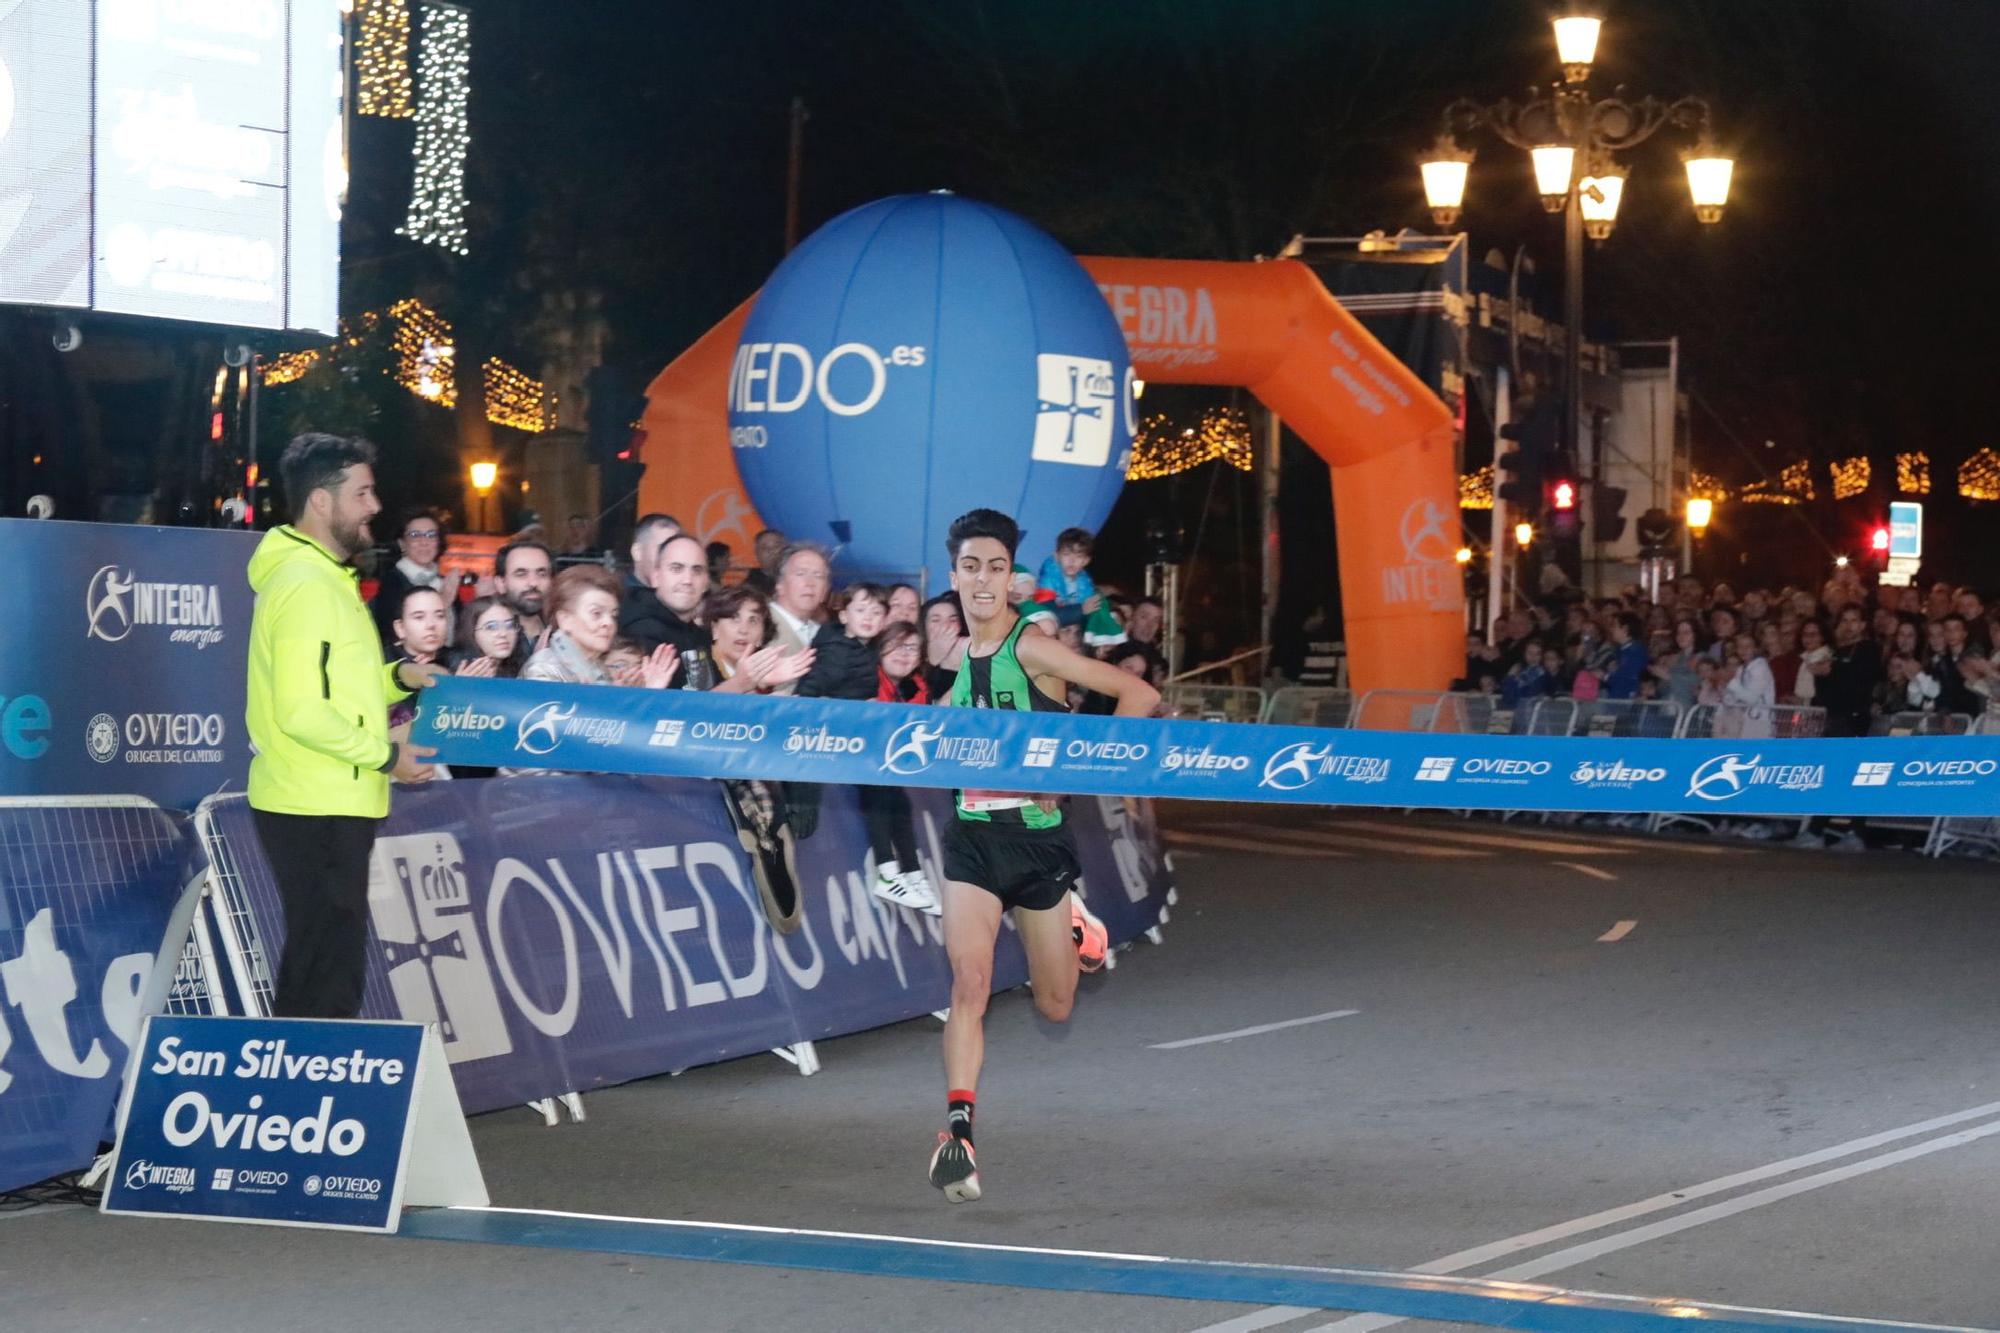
{"left": 942, "top": 818, "right": 1080, "bottom": 913}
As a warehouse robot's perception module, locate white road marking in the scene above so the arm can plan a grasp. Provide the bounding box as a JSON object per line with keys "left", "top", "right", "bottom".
{"left": 1162, "top": 831, "right": 1344, "bottom": 859}
{"left": 1149, "top": 1009, "right": 1361, "bottom": 1051}
{"left": 1331, "top": 820, "right": 1634, "bottom": 857}
{"left": 1243, "top": 828, "right": 1485, "bottom": 859}
{"left": 1558, "top": 861, "right": 1620, "bottom": 882}
{"left": 1301, "top": 1117, "right": 2000, "bottom": 1332}
{"left": 1184, "top": 1307, "right": 1320, "bottom": 1332}
{"left": 1596, "top": 919, "right": 1638, "bottom": 942}
{"left": 1192, "top": 1098, "right": 2000, "bottom": 1333}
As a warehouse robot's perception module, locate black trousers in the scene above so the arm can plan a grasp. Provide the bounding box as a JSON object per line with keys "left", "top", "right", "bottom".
{"left": 251, "top": 809, "right": 379, "bottom": 1019}
{"left": 858, "top": 784, "right": 919, "bottom": 870}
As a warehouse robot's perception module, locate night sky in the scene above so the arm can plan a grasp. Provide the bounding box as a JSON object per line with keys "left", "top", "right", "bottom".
{"left": 337, "top": 0, "right": 2000, "bottom": 590}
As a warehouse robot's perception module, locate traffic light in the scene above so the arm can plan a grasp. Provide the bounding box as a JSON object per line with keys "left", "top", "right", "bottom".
{"left": 1495, "top": 423, "right": 1542, "bottom": 506}
{"left": 1496, "top": 396, "right": 1559, "bottom": 506}
{"left": 1870, "top": 523, "right": 1891, "bottom": 556}
{"left": 1545, "top": 463, "right": 1580, "bottom": 537}
{"left": 1591, "top": 483, "right": 1629, "bottom": 543}
{"left": 1635, "top": 506, "right": 1678, "bottom": 555}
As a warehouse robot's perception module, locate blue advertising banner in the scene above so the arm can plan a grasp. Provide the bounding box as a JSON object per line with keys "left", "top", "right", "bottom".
{"left": 0, "top": 799, "right": 199, "bottom": 1193}
{"left": 417, "top": 676, "right": 2000, "bottom": 819}
{"left": 202, "top": 777, "right": 1172, "bottom": 1116}
{"left": 0, "top": 519, "right": 256, "bottom": 810}
{"left": 103, "top": 1016, "right": 426, "bottom": 1231}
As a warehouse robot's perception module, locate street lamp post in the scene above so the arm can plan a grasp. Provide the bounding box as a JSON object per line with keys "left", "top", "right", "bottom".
{"left": 1420, "top": 8, "right": 1731, "bottom": 588}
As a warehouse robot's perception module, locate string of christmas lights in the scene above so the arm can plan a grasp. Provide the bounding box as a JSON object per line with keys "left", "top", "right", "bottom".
{"left": 483, "top": 358, "right": 557, "bottom": 432}
{"left": 1897, "top": 452, "right": 1931, "bottom": 495}
{"left": 1958, "top": 449, "right": 2000, "bottom": 503}
{"left": 399, "top": 2, "right": 471, "bottom": 255}
{"left": 1459, "top": 464, "right": 1493, "bottom": 510}
{"left": 355, "top": 0, "right": 413, "bottom": 118}
{"left": 1126, "top": 407, "right": 1252, "bottom": 480}
{"left": 258, "top": 299, "right": 552, "bottom": 431}
{"left": 1829, "top": 455, "right": 1870, "bottom": 500}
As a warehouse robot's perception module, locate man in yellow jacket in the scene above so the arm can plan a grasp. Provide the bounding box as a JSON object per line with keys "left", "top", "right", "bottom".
{"left": 246, "top": 433, "right": 439, "bottom": 1018}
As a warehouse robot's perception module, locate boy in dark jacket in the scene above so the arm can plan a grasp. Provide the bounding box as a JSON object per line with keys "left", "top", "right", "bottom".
{"left": 798, "top": 585, "right": 940, "bottom": 914}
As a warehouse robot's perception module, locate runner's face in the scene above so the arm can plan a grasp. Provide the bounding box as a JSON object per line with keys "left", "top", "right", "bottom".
{"left": 952, "top": 538, "right": 1013, "bottom": 625}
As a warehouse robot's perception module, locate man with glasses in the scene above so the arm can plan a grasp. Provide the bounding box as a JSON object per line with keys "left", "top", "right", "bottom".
{"left": 369, "top": 509, "right": 448, "bottom": 645}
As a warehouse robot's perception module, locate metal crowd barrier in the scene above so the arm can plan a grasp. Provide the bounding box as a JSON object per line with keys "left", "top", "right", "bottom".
{"left": 1349, "top": 689, "right": 1464, "bottom": 733}
{"left": 1161, "top": 683, "right": 1271, "bottom": 724}
{"left": 1650, "top": 705, "right": 1828, "bottom": 836}
{"left": 1570, "top": 698, "right": 1685, "bottom": 738}
{"left": 1261, "top": 686, "right": 1354, "bottom": 729}
{"left": 1929, "top": 712, "right": 2000, "bottom": 858}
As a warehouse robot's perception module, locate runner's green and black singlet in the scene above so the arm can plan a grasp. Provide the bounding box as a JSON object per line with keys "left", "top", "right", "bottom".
{"left": 949, "top": 615, "right": 1067, "bottom": 829}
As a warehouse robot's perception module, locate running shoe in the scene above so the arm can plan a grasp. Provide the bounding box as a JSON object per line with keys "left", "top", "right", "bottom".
{"left": 1070, "top": 891, "right": 1108, "bottom": 973}
{"left": 928, "top": 1131, "right": 981, "bottom": 1202}
{"left": 897, "top": 867, "right": 943, "bottom": 917}
{"left": 873, "top": 866, "right": 936, "bottom": 913}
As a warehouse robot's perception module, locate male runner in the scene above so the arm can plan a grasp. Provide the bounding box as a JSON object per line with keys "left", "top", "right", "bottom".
{"left": 927, "top": 509, "right": 1159, "bottom": 1202}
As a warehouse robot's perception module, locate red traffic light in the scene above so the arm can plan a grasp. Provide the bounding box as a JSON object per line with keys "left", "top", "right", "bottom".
{"left": 1870, "top": 525, "right": 1890, "bottom": 552}
{"left": 1552, "top": 479, "right": 1577, "bottom": 510}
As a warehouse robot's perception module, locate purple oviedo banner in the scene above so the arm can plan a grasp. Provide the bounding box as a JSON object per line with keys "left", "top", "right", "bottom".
{"left": 206, "top": 776, "right": 1173, "bottom": 1115}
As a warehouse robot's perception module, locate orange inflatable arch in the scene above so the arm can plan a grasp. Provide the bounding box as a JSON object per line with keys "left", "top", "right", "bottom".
{"left": 639, "top": 258, "right": 1462, "bottom": 693}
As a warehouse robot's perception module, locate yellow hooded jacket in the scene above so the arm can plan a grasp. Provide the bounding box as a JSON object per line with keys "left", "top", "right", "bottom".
{"left": 245, "top": 526, "right": 412, "bottom": 818}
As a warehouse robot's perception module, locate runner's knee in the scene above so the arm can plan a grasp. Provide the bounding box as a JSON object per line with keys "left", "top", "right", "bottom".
{"left": 949, "top": 962, "right": 991, "bottom": 1013}
{"left": 1033, "top": 988, "right": 1073, "bottom": 1023}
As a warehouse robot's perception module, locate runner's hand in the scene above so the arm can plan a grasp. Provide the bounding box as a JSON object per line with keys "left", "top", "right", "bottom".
{"left": 454, "top": 655, "right": 497, "bottom": 678}
{"left": 639, "top": 645, "right": 680, "bottom": 689}
{"left": 1035, "top": 796, "right": 1059, "bottom": 815}
{"left": 393, "top": 742, "right": 437, "bottom": 784}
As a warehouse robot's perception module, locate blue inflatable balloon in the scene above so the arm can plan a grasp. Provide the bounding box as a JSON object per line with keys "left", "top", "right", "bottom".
{"left": 728, "top": 193, "right": 1133, "bottom": 581}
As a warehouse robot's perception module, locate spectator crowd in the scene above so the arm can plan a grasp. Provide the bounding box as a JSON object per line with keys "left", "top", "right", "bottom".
{"left": 1456, "top": 566, "right": 2000, "bottom": 737}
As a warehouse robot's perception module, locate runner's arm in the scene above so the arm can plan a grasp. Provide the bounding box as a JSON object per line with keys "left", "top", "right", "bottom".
{"left": 1016, "top": 629, "right": 1160, "bottom": 718}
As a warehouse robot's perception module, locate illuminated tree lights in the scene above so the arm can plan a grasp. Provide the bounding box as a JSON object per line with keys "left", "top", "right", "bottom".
{"left": 258, "top": 298, "right": 553, "bottom": 431}
{"left": 399, "top": 2, "right": 470, "bottom": 255}
{"left": 1897, "top": 452, "right": 1931, "bottom": 495}
{"left": 1829, "top": 455, "right": 1870, "bottom": 500}
{"left": 355, "top": 0, "right": 413, "bottom": 118}
{"left": 1126, "top": 407, "right": 1252, "bottom": 480}
{"left": 1459, "top": 464, "right": 1493, "bottom": 510}
{"left": 1959, "top": 450, "right": 2000, "bottom": 503}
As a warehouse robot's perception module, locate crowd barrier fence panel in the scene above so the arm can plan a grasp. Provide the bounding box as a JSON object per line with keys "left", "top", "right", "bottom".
{"left": 1261, "top": 686, "right": 1354, "bottom": 729}
{"left": 1161, "top": 683, "right": 1270, "bottom": 724}
{"left": 1570, "top": 698, "right": 1685, "bottom": 739}
{"left": 1928, "top": 713, "right": 2000, "bottom": 857}
{"left": 0, "top": 796, "right": 205, "bottom": 1192}
{"left": 1349, "top": 689, "right": 1460, "bottom": 733}
{"left": 1651, "top": 706, "right": 1829, "bottom": 836}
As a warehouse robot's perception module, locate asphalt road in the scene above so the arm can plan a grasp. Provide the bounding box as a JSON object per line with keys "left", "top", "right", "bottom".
{"left": 7, "top": 806, "right": 1998, "bottom": 1332}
